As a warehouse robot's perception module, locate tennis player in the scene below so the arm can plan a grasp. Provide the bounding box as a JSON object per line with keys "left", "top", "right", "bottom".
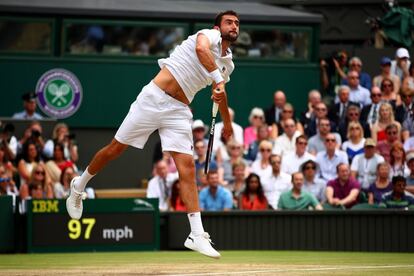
{"left": 66, "top": 10, "right": 239, "bottom": 258}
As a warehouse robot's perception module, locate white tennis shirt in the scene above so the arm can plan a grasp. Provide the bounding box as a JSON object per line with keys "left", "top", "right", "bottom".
{"left": 158, "top": 29, "right": 234, "bottom": 103}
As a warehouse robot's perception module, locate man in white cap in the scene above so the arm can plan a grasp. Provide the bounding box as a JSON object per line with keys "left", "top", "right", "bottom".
{"left": 350, "top": 138, "right": 385, "bottom": 191}
{"left": 391, "top": 48, "right": 411, "bottom": 81}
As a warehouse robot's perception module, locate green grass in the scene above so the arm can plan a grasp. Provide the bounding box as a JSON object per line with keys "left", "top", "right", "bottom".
{"left": 1, "top": 251, "right": 414, "bottom": 275}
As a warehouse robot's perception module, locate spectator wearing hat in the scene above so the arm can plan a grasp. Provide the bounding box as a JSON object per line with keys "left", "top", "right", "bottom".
{"left": 12, "top": 92, "right": 44, "bottom": 120}
{"left": 390, "top": 48, "right": 411, "bottom": 82}
{"left": 301, "top": 160, "right": 326, "bottom": 202}
{"left": 367, "top": 162, "right": 392, "bottom": 205}
{"left": 373, "top": 57, "right": 401, "bottom": 96}
{"left": 351, "top": 138, "right": 385, "bottom": 191}
{"left": 405, "top": 152, "right": 414, "bottom": 194}
{"left": 244, "top": 107, "right": 265, "bottom": 150}
{"left": 192, "top": 119, "right": 208, "bottom": 146}
{"left": 342, "top": 57, "right": 372, "bottom": 91}
{"left": 278, "top": 172, "right": 323, "bottom": 210}
{"left": 326, "top": 163, "right": 360, "bottom": 209}
{"left": 381, "top": 176, "right": 414, "bottom": 209}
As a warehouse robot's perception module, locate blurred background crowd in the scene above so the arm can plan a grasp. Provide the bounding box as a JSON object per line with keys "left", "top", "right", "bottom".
{"left": 2, "top": 45, "right": 414, "bottom": 212}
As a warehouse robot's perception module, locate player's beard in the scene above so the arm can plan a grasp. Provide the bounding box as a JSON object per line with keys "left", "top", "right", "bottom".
{"left": 221, "top": 31, "right": 238, "bottom": 43}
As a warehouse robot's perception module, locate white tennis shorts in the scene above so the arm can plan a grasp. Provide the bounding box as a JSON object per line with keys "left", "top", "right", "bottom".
{"left": 115, "top": 81, "right": 194, "bottom": 155}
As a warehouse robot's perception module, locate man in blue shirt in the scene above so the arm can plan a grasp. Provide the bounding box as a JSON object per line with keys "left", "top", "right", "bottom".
{"left": 199, "top": 169, "right": 233, "bottom": 211}
{"left": 12, "top": 92, "right": 44, "bottom": 120}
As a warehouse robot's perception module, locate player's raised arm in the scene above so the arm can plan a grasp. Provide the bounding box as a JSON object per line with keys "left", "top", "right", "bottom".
{"left": 196, "top": 33, "right": 232, "bottom": 139}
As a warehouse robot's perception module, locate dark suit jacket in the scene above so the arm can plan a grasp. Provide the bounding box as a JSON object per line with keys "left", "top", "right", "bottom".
{"left": 395, "top": 104, "right": 411, "bottom": 124}
{"left": 305, "top": 118, "right": 337, "bottom": 137}
{"left": 328, "top": 101, "right": 359, "bottom": 125}
{"left": 338, "top": 119, "right": 372, "bottom": 141}
{"left": 265, "top": 105, "right": 281, "bottom": 125}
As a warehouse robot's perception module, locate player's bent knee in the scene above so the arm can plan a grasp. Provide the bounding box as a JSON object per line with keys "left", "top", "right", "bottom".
{"left": 106, "top": 139, "right": 127, "bottom": 158}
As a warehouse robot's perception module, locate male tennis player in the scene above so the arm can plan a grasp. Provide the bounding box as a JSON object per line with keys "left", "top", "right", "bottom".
{"left": 66, "top": 10, "right": 239, "bottom": 258}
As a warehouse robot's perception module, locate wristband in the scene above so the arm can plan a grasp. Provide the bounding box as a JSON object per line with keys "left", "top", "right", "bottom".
{"left": 209, "top": 68, "right": 224, "bottom": 84}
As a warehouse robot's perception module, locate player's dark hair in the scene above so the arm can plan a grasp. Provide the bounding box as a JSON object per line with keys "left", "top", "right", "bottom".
{"left": 214, "top": 10, "right": 239, "bottom": 27}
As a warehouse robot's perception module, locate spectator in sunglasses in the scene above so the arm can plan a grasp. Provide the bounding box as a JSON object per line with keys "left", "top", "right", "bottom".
{"left": 316, "top": 133, "right": 348, "bottom": 182}
{"left": 373, "top": 57, "right": 401, "bottom": 96}
{"left": 300, "top": 160, "right": 325, "bottom": 202}
{"left": 342, "top": 57, "right": 372, "bottom": 90}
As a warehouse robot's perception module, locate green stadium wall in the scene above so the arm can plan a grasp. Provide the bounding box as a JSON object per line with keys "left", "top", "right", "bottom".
{"left": 0, "top": 57, "right": 320, "bottom": 128}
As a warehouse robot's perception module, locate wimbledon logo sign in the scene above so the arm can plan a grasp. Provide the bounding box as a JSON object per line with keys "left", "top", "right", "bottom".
{"left": 35, "top": 68, "right": 83, "bottom": 119}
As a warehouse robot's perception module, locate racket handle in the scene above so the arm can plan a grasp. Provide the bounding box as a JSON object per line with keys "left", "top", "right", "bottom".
{"left": 212, "top": 102, "right": 219, "bottom": 117}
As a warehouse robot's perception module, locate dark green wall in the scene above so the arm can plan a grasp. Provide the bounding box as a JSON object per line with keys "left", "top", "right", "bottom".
{"left": 0, "top": 57, "right": 319, "bottom": 127}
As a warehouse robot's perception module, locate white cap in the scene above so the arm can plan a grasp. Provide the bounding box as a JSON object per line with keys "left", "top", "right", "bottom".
{"left": 192, "top": 119, "right": 206, "bottom": 131}
{"left": 396, "top": 48, "right": 410, "bottom": 59}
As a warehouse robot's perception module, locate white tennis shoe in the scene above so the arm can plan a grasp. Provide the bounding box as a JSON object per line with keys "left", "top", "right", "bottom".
{"left": 66, "top": 176, "right": 86, "bottom": 220}
{"left": 184, "top": 232, "right": 221, "bottom": 259}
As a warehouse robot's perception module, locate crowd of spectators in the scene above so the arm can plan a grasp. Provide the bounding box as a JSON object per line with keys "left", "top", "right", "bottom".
{"left": 3, "top": 47, "right": 414, "bottom": 212}
{"left": 0, "top": 91, "right": 93, "bottom": 204}
{"left": 147, "top": 47, "right": 414, "bottom": 211}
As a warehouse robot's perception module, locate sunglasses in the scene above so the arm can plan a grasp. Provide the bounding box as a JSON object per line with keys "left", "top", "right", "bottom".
{"left": 387, "top": 131, "right": 397, "bottom": 135}
{"left": 402, "top": 95, "right": 412, "bottom": 99}
{"left": 351, "top": 63, "right": 362, "bottom": 67}
{"left": 297, "top": 141, "right": 308, "bottom": 145}
{"left": 253, "top": 115, "right": 263, "bottom": 119}
{"left": 382, "top": 84, "right": 393, "bottom": 88}
{"left": 35, "top": 171, "right": 45, "bottom": 175}
{"left": 0, "top": 177, "right": 11, "bottom": 183}
{"left": 304, "top": 166, "right": 316, "bottom": 170}
{"left": 316, "top": 108, "right": 327, "bottom": 111}
{"left": 349, "top": 76, "right": 359, "bottom": 79}
{"left": 371, "top": 93, "right": 382, "bottom": 97}
{"left": 260, "top": 148, "right": 271, "bottom": 152}
{"left": 325, "top": 139, "right": 336, "bottom": 142}
{"left": 349, "top": 112, "right": 359, "bottom": 116}
{"left": 231, "top": 146, "right": 241, "bottom": 150}
{"left": 283, "top": 110, "right": 293, "bottom": 113}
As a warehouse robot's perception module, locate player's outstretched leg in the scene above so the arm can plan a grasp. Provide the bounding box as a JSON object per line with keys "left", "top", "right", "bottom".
{"left": 66, "top": 139, "right": 128, "bottom": 219}
{"left": 171, "top": 151, "right": 221, "bottom": 259}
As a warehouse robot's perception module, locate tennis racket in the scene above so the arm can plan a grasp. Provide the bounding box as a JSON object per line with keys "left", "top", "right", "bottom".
{"left": 204, "top": 97, "right": 220, "bottom": 174}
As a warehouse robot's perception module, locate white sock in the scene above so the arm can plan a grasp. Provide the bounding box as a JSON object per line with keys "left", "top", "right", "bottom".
{"left": 74, "top": 167, "right": 95, "bottom": 192}
{"left": 188, "top": 212, "right": 204, "bottom": 236}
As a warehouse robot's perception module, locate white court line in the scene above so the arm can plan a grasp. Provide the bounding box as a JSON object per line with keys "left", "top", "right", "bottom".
{"left": 166, "top": 264, "right": 414, "bottom": 276}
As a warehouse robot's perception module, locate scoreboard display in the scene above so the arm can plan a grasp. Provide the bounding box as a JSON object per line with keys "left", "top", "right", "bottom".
{"left": 26, "top": 198, "right": 159, "bottom": 252}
